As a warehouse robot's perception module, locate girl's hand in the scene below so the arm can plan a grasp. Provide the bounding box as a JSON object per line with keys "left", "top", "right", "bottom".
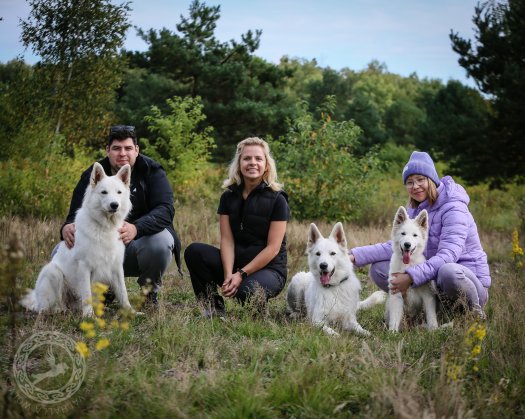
{"left": 222, "top": 272, "right": 243, "bottom": 298}
{"left": 390, "top": 273, "right": 413, "bottom": 295}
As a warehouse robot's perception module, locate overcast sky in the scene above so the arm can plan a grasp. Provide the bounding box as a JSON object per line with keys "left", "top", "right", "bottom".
{"left": 0, "top": 0, "right": 480, "bottom": 87}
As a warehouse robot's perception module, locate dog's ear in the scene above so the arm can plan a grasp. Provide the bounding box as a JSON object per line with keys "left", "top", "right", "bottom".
{"left": 329, "top": 222, "right": 347, "bottom": 249}
{"left": 415, "top": 209, "right": 429, "bottom": 232}
{"left": 116, "top": 164, "right": 131, "bottom": 187}
{"left": 90, "top": 162, "right": 106, "bottom": 186}
{"left": 307, "top": 223, "right": 322, "bottom": 248}
{"left": 393, "top": 206, "right": 408, "bottom": 227}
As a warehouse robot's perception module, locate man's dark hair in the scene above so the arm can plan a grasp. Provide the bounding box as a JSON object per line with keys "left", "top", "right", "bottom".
{"left": 108, "top": 125, "right": 137, "bottom": 146}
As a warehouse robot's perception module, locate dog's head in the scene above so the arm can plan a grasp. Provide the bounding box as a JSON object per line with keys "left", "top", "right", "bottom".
{"left": 391, "top": 206, "right": 428, "bottom": 265}
{"left": 306, "top": 222, "right": 350, "bottom": 287}
{"left": 87, "top": 162, "right": 132, "bottom": 220}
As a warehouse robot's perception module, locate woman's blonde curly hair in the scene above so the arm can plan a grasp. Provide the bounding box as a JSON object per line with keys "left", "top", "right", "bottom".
{"left": 222, "top": 137, "right": 282, "bottom": 191}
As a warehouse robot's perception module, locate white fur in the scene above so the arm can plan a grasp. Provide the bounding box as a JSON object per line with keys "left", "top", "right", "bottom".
{"left": 386, "top": 206, "right": 438, "bottom": 331}
{"left": 287, "top": 223, "right": 386, "bottom": 336}
{"left": 21, "top": 162, "right": 133, "bottom": 316}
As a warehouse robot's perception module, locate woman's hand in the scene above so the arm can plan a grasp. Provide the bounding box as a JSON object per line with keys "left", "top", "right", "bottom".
{"left": 222, "top": 272, "right": 243, "bottom": 298}
{"left": 390, "top": 273, "right": 413, "bottom": 295}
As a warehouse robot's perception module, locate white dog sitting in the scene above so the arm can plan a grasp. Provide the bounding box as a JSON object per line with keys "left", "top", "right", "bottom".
{"left": 386, "top": 206, "right": 438, "bottom": 331}
{"left": 21, "top": 162, "right": 134, "bottom": 316}
{"left": 287, "top": 222, "right": 386, "bottom": 336}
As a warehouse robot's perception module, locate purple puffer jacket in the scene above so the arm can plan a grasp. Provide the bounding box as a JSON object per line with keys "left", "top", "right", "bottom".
{"left": 350, "top": 176, "right": 491, "bottom": 288}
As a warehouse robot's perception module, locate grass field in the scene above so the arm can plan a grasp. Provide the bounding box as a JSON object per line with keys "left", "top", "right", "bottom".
{"left": 1, "top": 201, "right": 524, "bottom": 418}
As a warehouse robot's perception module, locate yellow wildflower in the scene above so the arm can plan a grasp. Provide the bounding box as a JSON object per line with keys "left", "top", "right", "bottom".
{"left": 80, "top": 321, "right": 94, "bottom": 331}
{"left": 120, "top": 321, "right": 129, "bottom": 330}
{"left": 86, "top": 330, "right": 96, "bottom": 339}
{"left": 95, "top": 338, "right": 110, "bottom": 351}
{"left": 94, "top": 302, "right": 105, "bottom": 317}
{"left": 475, "top": 326, "right": 486, "bottom": 340}
{"left": 75, "top": 341, "right": 90, "bottom": 358}
{"left": 471, "top": 344, "right": 481, "bottom": 357}
{"left": 110, "top": 319, "right": 119, "bottom": 329}
{"left": 92, "top": 282, "right": 109, "bottom": 295}
{"left": 96, "top": 318, "right": 106, "bottom": 328}
{"left": 447, "top": 364, "right": 463, "bottom": 381}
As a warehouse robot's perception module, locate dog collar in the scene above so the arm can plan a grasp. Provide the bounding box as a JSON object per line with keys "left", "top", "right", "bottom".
{"left": 322, "top": 276, "right": 349, "bottom": 288}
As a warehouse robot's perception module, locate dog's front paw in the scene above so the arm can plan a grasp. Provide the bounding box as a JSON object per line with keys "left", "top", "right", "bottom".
{"left": 82, "top": 306, "right": 95, "bottom": 317}
{"left": 322, "top": 325, "right": 340, "bottom": 336}
{"left": 359, "top": 328, "right": 371, "bottom": 337}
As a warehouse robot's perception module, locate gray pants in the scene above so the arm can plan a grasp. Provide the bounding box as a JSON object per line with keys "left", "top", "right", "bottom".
{"left": 123, "top": 229, "right": 174, "bottom": 292}
{"left": 369, "top": 260, "right": 489, "bottom": 308}
{"left": 52, "top": 229, "right": 174, "bottom": 292}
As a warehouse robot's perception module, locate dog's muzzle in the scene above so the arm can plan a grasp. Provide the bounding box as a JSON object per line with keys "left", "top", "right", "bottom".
{"left": 320, "top": 267, "right": 335, "bottom": 286}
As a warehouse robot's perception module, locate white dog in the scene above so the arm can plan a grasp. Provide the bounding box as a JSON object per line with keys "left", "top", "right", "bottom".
{"left": 386, "top": 206, "right": 438, "bottom": 331}
{"left": 287, "top": 223, "right": 386, "bottom": 336}
{"left": 21, "top": 162, "right": 134, "bottom": 316}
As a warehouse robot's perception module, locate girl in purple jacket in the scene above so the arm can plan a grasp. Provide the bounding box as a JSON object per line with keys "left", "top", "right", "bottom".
{"left": 349, "top": 151, "right": 491, "bottom": 318}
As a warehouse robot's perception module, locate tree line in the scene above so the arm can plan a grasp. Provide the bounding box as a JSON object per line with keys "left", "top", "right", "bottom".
{"left": 1, "top": 0, "right": 523, "bottom": 189}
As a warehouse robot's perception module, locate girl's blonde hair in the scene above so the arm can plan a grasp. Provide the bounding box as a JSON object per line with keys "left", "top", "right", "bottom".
{"left": 407, "top": 177, "right": 438, "bottom": 208}
{"left": 222, "top": 137, "right": 282, "bottom": 191}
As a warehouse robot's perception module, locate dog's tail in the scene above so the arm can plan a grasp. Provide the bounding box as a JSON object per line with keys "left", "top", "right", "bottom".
{"left": 358, "top": 290, "right": 387, "bottom": 311}
{"left": 20, "top": 289, "right": 37, "bottom": 311}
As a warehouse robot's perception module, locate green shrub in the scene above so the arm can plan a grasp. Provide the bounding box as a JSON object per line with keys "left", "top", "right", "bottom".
{"left": 271, "top": 98, "right": 379, "bottom": 222}
{"left": 142, "top": 96, "right": 216, "bottom": 199}
{"left": 0, "top": 132, "right": 92, "bottom": 218}
{"left": 467, "top": 183, "right": 525, "bottom": 234}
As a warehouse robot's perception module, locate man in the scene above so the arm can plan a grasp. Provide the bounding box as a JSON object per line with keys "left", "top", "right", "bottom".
{"left": 61, "top": 125, "right": 181, "bottom": 306}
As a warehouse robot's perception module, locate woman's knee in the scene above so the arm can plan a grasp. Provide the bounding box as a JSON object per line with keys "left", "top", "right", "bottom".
{"left": 184, "top": 242, "right": 208, "bottom": 266}
{"left": 369, "top": 261, "right": 390, "bottom": 292}
{"left": 237, "top": 270, "right": 284, "bottom": 302}
{"left": 437, "top": 263, "right": 487, "bottom": 307}
{"left": 437, "top": 263, "right": 457, "bottom": 283}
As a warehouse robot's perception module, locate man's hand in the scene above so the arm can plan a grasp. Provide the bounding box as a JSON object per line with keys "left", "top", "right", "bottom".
{"left": 62, "top": 223, "right": 76, "bottom": 248}
{"left": 118, "top": 222, "right": 137, "bottom": 245}
{"left": 390, "top": 273, "right": 413, "bottom": 295}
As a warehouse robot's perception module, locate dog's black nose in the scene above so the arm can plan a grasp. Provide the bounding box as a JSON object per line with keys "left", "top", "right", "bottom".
{"left": 403, "top": 242, "right": 411, "bottom": 249}
{"left": 110, "top": 202, "right": 119, "bottom": 210}
{"left": 319, "top": 262, "right": 328, "bottom": 271}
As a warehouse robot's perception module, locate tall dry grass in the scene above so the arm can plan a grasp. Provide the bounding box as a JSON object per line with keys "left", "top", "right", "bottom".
{"left": 1, "top": 205, "right": 524, "bottom": 417}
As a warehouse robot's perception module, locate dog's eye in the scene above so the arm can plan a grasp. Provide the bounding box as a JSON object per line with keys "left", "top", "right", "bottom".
{"left": 316, "top": 252, "right": 321, "bottom": 256}
{"left": 330, "top": 251, "right": 336, "bottom": 256}
{"left": 101, "top": 190, "right": 108, "bottom": 195}
{"left": 413, "top": 233, "right": 418, "bottom": 237}
{"left": 401, "top": 232, "right": 406, "bottom": 236}
{"left": 117, "top": 190, "right": 122, "bottom": 194}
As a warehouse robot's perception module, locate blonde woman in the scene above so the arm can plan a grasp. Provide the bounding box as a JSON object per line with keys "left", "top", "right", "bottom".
{"left": 185, "top": 137, "right": 289, "bottom": 317}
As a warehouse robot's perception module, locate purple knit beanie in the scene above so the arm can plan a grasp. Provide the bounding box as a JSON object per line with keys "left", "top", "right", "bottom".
{"left": 402, "top": 151, "right": 440, "bottom": 186}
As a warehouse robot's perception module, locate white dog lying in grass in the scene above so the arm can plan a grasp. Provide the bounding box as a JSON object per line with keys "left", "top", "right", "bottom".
{"left": 287, "top": 222, "right": 386, "bottom": 336}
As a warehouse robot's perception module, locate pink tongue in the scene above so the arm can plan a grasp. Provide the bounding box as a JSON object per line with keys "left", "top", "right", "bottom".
{"left": 320, "top": 272, "right": 330, "bottom": 285}
{"left": 403, "top": 251, "right": 411, "bottom": 265}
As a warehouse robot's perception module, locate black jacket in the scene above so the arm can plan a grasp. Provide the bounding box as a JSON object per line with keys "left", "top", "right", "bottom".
{"left": 62, "top": 154, "right": 181, "bottom": 269}
{"left": 220, "top": 183, "right": 288, "bottom": 278}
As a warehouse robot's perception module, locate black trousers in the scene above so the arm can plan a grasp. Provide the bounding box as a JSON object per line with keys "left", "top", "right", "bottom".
{"left": 184, "top": 242, "right": 286, "bottom": 310}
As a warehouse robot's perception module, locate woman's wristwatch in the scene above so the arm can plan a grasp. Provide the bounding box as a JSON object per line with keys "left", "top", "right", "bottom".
{"left": 237, "top": 268, "right": 248, "bottom": 280}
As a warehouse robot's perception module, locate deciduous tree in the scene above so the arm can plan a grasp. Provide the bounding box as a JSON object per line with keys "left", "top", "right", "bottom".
{"left": 20, "top": 0, "right": 131, "bottom": 145}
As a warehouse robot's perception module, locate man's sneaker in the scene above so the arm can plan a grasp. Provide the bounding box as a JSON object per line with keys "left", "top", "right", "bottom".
{"left": 141, "top": 290, "right": 158, "bottom": 310}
